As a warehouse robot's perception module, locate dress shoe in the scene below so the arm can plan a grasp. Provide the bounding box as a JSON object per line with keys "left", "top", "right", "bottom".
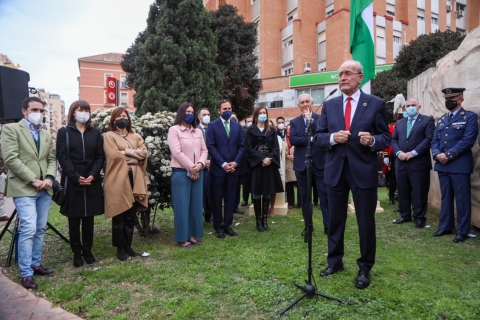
{"left": 432, "top": 229, "right": 453, "bottom": 237}
{"left": 301, "top": 228, "right": 307, "bottom": 237}
{"left": 0, "top": 216, "right": 10, "bottom": 221}
{"left": 215, "top": 229, "right": 225, "bottom": 239}
{"left": 21, "top": 276, "right": 38, "bottom": 290}
{"left": 179, "top": 242, "right": 193, "bottom": 249}
{"left": 415, "top": 221, "right": 426, "bottom": 228}
{"left": 393, "top": 218, "right": 412, "bottom": 224}
{"left": 73, "top": 251, "right": 83, "bottom": 268}
{"left": 355, "top": 269, "right": 371, "bottom": 289}
{"left": 117, "top": 247, "right": 128, "bottom": 261}
{"left": 83, "top": 250, "right": 96, "bottom": 264}
{"left": 190, "top": 240, "right": 202, "bottom": 245}
{"left": 234, "top": 208, "right": 244, "bottom": 214}
{"left": 32, "top": 265, "right": 53, "bottom": 276}
{"left": 288, "top": 205, "right": 294, "bottom": 209}
{"left": 453, "top": 234, "right": 469, "bottom": 243}
{"left": 125, "top": 246, "right": 140, "bottom": 257}
{"left": 223, "top": 227, "right": 238, "bottom": 236}
{"left": 320, "top": 263, "right": 344, "bottom": 277}
{"left": 240, "top": 201, "right": 248, "bottom": 207}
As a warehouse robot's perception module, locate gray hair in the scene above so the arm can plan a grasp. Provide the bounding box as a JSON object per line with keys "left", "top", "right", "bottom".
{"left": 297, "top": 93, "right": 313, "bottom": 105}
{"left": 406, "top": 98, "right": 420, "bottom": 105}
{"left": 340, "top": 60, "right": 364, "bottom": 74}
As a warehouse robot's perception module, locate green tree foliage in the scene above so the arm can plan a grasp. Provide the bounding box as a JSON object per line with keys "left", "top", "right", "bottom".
{"left": 128, "top": 0, "right": 222, "bottom": 114}
{"left": 372, "top": 30, "right": 465, "bottom": 122}
{"left": 121, "top": 31, "right": 146, "bottom": 89}
{"left": 211, "top": 4, "right": 262, "bottom": 120}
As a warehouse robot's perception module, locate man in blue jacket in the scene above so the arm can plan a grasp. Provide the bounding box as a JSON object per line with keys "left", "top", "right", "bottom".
{"left": 206, "top": 99, "right": 245, "bottom": 238}
{"left": 431, "top": 87, "right": 478, "bottom": 242}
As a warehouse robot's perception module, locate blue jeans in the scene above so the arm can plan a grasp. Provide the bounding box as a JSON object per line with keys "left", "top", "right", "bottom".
{"left": 13, "top": 190, "right": 52, "bottom": 278}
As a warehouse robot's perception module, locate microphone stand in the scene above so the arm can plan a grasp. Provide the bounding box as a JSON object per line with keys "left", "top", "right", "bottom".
{"left": 279, "top": 89, "right": 353, "bottom": 316}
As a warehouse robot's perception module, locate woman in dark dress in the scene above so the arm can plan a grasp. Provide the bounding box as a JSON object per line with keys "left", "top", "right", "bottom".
{"left": 245, "top": 106, "right": 284, "bottom": 232}
{"left": 56, "top": 100, "right": 105, "bottom": 267}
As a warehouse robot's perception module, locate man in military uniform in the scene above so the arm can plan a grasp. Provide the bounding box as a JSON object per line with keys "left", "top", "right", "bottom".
{"left": 431, "top": 87, "right": 478, "bottom": 242}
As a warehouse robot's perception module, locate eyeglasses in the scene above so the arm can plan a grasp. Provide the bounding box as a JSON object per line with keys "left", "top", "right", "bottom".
{"left": 338, "top": 71, "right": 362, "bottom": 78}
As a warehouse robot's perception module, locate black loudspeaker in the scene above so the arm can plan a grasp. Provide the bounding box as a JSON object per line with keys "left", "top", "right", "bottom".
{"left": 0, "top": 65, "right": 30, "bottom": 123}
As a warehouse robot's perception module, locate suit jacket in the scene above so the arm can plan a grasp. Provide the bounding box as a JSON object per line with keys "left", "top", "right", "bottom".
{"left": 289, "top": 113, "right": 326, "bottom": 172}
{"left": 314, "top": 91, "right": 391, "bottom": 189}
{"left": 392, "top": 114, "right": 435, "bottom": 171}
{"left": 1, "top": 120, "right": 56, "bottom": 197}
{"left": 431, "top": 107, "right": 478, "bottom": 174}
{"left": 206, "top": 118, "right": 245, "bottom": 177}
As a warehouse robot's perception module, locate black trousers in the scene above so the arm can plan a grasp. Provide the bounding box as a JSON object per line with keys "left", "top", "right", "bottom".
{"left": 286, "top": 181, "right": 295, "bottom": 206}
{"left": 68, "top": 216, "right": 94, "bottom": 253}
{"left": 112, "top": 202, "right": 138, "bottom": 247}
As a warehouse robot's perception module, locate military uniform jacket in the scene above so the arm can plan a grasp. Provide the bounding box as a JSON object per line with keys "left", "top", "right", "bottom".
{"left": 431, "top": 107, "right": 478, "bottom": 174}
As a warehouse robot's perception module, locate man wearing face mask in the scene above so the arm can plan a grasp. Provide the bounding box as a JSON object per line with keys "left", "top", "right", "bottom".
{"left": 276, "top": 117, "right": 286, "bottom": 140}
{"left": 1, "top": 97, "right": 57, "bottom": 289}
{"left": 431, "top": 87, "right": 479, "bottom": 242}
{"left": 198, "top": 108, "right": 212, "bottom": 223}
{"left": 206, "top": 99, "right": 246, "bottom": 238}
{"left": 391, "top": 98, "right": 435, "bottom": 228}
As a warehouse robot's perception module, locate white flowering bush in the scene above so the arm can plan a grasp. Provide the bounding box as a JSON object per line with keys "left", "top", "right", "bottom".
{"left": 91, "top": 108, "right": 175, "bottom": 210}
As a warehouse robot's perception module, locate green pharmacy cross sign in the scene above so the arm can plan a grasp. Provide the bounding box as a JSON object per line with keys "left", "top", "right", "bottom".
{"left": 289, "top": 64, "right": 393, "bottom": 88}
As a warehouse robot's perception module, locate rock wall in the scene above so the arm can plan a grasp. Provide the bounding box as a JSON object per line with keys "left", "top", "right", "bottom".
{"left": 407, "top": 27, "right": 480, "bottom": 227}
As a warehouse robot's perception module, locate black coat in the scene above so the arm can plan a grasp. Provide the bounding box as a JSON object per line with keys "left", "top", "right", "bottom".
{"left": 56, "top": 122, "right": 105, "bottom": 218}
{"left": 245, "top": 126, "right": 284, "bottom": 195}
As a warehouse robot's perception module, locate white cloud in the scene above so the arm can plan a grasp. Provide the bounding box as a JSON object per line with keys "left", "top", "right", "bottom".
{"left": 0, "top": 0, "right": 152, "bottom": 107}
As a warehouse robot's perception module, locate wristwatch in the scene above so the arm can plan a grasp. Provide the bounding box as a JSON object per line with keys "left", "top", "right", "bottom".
{"left": 31, "top": 178, "right": 36, "bottom": 184}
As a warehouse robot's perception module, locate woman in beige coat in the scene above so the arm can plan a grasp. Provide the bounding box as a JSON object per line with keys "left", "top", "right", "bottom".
{"left": 104, "top": 107, "right": 148, "bottom": 261}
{"left": 285, "top": 124, "right": 297, "bottom": 209}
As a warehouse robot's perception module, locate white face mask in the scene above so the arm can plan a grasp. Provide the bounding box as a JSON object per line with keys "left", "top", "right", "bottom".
{"left": 278, "top": 123, "right": 285, "bottom": 130}
{"left": 75, "top": 111, "right": 90, "bottom": 124}
{"left": 27, "top": 113, "right": 43, "bottom": 126}
{"left": 202, "top": 115, "right": 210, "bottom": 125}
{"left": 247, "top": 121, "right": 252, "bottom": 127}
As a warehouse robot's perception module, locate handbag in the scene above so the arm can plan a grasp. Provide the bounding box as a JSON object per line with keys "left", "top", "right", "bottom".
{"left": 52, "top": 129, "right": 69, "bottom": 206}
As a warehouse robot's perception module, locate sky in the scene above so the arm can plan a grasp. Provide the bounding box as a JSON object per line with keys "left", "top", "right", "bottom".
{"left": 0, "top": 0, "right": 153, "bottom": 108}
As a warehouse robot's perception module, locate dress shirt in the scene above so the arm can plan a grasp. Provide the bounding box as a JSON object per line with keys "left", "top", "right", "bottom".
{"left": 329, "top": 90, "right": 375, "bottom": 147}
{"left": 396, "top": 113, "right": 420, "bottom": 157}
{"left": 23, "top": 118, "right": 42, "bottom": 141}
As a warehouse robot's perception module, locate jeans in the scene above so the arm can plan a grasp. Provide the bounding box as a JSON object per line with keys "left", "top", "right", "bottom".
{"left": 13, "top": 190, "right": 52, "bottom": 278}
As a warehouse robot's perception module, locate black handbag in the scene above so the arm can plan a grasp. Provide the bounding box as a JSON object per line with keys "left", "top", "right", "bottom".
{"left": 52, "top": 129, "right": 69, "bottom": 206}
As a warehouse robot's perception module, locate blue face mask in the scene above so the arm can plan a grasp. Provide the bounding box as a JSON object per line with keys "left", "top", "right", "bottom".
{"left": 258, "top": 114, "right": 268, "bottom": 123}
{"left": 221, "top": 110, "right": 232, "bottom": 120}
{"left": 406, "top": 106, "right": 418, "bottom": 117}
{"left": 185, "top": 113, "right": 194, "bottom": 124}
{"left": 403, "top": 111, "right": 408, "bottom": 118}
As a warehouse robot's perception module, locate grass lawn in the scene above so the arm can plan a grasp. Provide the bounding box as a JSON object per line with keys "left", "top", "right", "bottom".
{"left": 1, "top": 187, "right": 480, "bottom": 320}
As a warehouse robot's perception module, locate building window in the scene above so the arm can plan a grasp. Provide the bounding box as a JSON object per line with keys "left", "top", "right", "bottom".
{"left": 431, "top": 17, "right": 438, "bottom": 24}
{"left": 457, "top": 28, "right": 466, "bottom": 35}
{"left": 120, "top": 75, "right": 128, "bottom": 89}
{"left": 295, "top": 88, "right": 325, "bottom": 106}
{"left": 393, "top": 36, "right": 401, "bottom": 43}
{"left": 257, "top": 91, "right": 283, "bottom": 109}
{"left": 417, "top": 15, "right": 424, "bottom": 20}
{"left": 326, "top": 9, "right": 334, "bottom": 17}
{"left": 104, "top": 73, "right": 113, "bottom": 87}
{"left": 121, "top": 93, "right": 128, "bottom": 106}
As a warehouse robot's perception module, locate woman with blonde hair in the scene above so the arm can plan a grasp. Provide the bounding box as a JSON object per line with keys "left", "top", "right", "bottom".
{"left": 103, "top": 107, "right": 148, "bottom": 261}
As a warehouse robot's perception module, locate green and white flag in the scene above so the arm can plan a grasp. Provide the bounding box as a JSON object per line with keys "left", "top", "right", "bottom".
{"left": 350, "top": 0, "right": 375, "bottom": 86}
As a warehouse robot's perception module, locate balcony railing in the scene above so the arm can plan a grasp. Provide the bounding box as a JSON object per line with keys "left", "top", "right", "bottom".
{"left": 282, "top": 24, "right": 293, "bottom": 40}
{"left": 287, "top": 0, "right": 297, "bottom": 13}
{"left": 282, "top": 45, "right": 293, "bottom": 65}
{"left": 252, "top": 0, "right": 260, "bottom": 20}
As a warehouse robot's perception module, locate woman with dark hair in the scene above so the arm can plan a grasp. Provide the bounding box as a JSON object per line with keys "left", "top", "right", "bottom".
{"left": 56, "top": 100, "right": 105, "bottom": 267}
{"left": 103, "top": 107, "right": 148, "bottom": 261}
{"left": 245, "top": 106, "right": 283, "bottom": 232}
{"left": 167, "top": 102, "right": 208, "bottom": 248}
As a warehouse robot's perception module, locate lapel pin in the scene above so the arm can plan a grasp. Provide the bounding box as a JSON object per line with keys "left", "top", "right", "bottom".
{"left": 363, "top": 103, "right": 367, "bottom": 106}
{"left": 460, "top": 112, "right": 465, "bottom": 115}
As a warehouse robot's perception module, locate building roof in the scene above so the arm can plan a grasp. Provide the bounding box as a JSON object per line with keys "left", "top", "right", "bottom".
{"left": 0, "top": 53, "right": 19, "bottom": 67}
{"left": 78, "top": 53, "right": 124, "bottom": 64}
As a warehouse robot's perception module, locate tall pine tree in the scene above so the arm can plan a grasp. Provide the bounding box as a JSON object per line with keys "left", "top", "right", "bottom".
{"left": 130, "top": 0, "right": 222, "bottom": 114}
{"left": 212, "top": 4, "right": 262, "bottom": 120}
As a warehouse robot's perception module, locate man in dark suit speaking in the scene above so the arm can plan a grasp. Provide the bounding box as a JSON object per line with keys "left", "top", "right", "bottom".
{"left": 206, "top": 99, "right": 245, "bottom": 238}
{"left": 391, "top": 98, "right": 434, "bottom": 228}
{"left": 314, "top": 60, "right": 390, "bottom": 289}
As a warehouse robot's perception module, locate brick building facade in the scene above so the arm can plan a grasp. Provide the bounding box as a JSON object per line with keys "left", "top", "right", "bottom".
{"left": 204, "top": 0, "right": 479, "bottom": 120}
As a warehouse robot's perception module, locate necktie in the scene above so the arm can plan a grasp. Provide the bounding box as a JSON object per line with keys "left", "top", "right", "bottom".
{"left": 344, "top": 97, "right": 352, "bottom": 131}
{"left": 224, "top": 120, "right": 230, "bottom": 137}
{"left": 449, "top": 113, "right": 453, "bottom": 120}
{"left": 406, "top": 118, "right": 413, "bottom": 137}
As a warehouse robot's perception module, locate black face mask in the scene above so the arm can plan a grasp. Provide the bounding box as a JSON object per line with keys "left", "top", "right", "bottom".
{"left": 445, "top": 100, "right": 458, "bottom": 111}
{"left": 116, "top": 118, "right": 129, "bottom": 129}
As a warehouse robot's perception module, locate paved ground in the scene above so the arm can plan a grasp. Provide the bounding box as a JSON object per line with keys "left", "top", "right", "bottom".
{"left": 1, "top": 198, "right": 83, "bottom": 320}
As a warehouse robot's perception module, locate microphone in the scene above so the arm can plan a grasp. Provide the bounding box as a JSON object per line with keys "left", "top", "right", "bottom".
{"left": 313, "top": 88, "right": 337, "bottom": 115}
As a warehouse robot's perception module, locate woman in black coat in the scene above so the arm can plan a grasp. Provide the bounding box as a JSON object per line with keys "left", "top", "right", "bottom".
{"left": 56, "top": 100, "right": 105, "bottom": 267}
{"left": 245, "top": 106, "right": 283, "bottom": 232}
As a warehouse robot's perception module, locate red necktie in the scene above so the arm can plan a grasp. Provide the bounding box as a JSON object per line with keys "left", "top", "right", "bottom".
{"left": 345, "top": 97, "right": 352, "bottom": 131}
